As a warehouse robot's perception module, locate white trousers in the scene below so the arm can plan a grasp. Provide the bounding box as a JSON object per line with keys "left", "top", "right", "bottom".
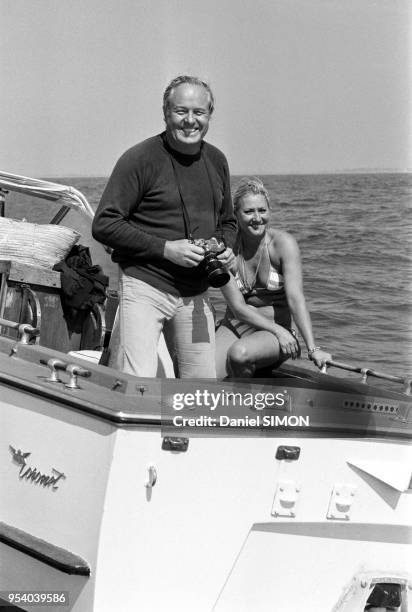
{"left": 114, "top": 271, "right": 216, "bottom": 378}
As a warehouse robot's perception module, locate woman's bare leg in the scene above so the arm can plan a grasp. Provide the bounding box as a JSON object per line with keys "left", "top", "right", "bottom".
{"left": 215, "top": 324, "right": 239, "bottom": 378}
{"left": 227, "top": 331, "right": 282, "bottom": 377}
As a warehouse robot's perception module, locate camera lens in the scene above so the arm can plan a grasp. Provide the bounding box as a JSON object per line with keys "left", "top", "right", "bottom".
{"left": 203, "top": 253, "right": 230, "bottom": 288}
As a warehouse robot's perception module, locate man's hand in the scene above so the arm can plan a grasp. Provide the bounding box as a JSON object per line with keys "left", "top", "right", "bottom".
{"left": 217, "top": 247, "right": 235, "bottom": 271}
{"left": 164, "top": 239, "right": 205, "bottom": 267}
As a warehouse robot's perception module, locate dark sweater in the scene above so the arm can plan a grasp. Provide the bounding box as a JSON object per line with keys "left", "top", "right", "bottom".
{"left": 92, "top": 133, "right": 236, "bottom": 296}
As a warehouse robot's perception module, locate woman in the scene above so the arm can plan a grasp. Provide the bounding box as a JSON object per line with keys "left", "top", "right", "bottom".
{"left": 216, "top": 177, "right": 331, "bottom": 377}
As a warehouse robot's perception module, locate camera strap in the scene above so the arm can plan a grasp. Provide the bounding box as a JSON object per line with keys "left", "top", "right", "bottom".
{"left": 168, "top": 153, "right": 194, "bottom": 241}
{"left": 166, "top": 143, "right": 224, "bottom": 243}
{"left": 203, "top": 152, "right": 224, "bottom": 239}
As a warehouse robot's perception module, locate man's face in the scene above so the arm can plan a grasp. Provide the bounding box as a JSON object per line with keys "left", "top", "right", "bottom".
{"left": 164, "top": 83, "right": 211, "bottom": 153}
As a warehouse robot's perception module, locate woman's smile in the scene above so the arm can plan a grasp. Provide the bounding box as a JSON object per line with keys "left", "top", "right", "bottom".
{"left": 236, "top": 193, "right": 270, "bottom": 236}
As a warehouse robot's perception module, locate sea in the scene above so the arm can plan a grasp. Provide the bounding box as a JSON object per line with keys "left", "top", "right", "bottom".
{"left": 6, "top": 173, "right": 412, "bottom": 383}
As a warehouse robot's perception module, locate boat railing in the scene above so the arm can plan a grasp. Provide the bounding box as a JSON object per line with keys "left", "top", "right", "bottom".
{"left": 1, "top": 312, "right": 411, "bottom": 395}
{"left": 321, "top": 358, "right": 411, "bottom": 395}
{"left": 0, "top": 171, "right": 95, "bottom": 221}
{"left": 0, "top": 317, "right": 40, "bottom": 345}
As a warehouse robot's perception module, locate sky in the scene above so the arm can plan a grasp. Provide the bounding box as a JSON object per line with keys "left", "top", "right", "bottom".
{"left": 1, "top": 0, "right": 411, "bottom": 177}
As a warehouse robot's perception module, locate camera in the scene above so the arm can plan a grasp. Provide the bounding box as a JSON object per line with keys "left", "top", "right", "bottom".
{"left": 193, "top": 237, "right": 230, "bottom": 288}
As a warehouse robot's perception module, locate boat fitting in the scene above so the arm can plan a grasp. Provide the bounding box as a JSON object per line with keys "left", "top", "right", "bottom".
{"left": 40, "top": 358, "right": 68, "bottom": 383}
{"left": 18, "top": 323, "right": 40, "bottom": 344}
{"left": 64, "top": 363, "right": 92, "bottom": 389}
{"left": 161, "top": 437, "right": 189, "bottom": 452}
{"left": 145, "top": 465, "right": 157, "bottom": 489}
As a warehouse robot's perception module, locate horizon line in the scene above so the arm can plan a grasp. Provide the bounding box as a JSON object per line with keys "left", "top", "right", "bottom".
{"left": 39, "top": 168, "right": 412, "bottom": 180}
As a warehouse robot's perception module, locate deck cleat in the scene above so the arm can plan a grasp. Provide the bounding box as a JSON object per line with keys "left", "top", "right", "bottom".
{"left": 40, "top": 357, "right": 68, "bottom": 383}
{"left": 64, "top": 363, "right": 92, "bottom": 389}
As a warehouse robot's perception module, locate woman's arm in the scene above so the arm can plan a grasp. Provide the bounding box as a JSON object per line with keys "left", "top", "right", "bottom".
{"left": 220, "top": 275, "right": 300, "bottom": 358}
{"left": 274, "top": 232, "right": 331, "bottom": 368}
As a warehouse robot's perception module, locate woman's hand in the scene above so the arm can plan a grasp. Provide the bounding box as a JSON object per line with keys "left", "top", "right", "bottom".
{"left": 274, "top": 327, "right": 300, "bottom": 359}
{"left": 309, "top": 349, "right": 332, "bottom": 369}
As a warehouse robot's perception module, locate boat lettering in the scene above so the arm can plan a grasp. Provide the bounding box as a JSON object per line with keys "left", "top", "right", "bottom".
{"left": 9, "top": 446, "right": 66, "bottom": 490}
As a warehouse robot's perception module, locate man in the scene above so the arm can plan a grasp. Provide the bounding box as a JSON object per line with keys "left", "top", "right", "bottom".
{"left": 92, "top": 75, "right": 236, "bottom": 377}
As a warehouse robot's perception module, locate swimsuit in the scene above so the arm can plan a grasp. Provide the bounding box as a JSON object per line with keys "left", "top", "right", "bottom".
{"left": 235, "top": 234, "right": 284, "bottom": 295}
{"left": 230, "top": 234, "right": 292, "bottom": 329}
{"left": 219, "top": 233, "right": 301, "bottom": 359}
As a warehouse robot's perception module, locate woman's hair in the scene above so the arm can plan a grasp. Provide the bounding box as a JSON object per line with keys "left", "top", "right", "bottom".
{"left": 233, "top": 177, "right": 271, "bottom": 212}
{"left": 163, "top": 75, "right": 215, "bottom": 117}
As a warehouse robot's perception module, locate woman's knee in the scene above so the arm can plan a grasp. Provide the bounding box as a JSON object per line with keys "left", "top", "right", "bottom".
{"left": 227, "top": 341, "right": 251, "bottom": 366}
{"left": 226, "top": 341, "right": 257, "bottom": 377}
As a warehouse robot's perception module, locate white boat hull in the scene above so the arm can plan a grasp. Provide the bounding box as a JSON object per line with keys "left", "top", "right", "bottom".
{"left": 1, "top": 337, "right": 411, "bottom": 611}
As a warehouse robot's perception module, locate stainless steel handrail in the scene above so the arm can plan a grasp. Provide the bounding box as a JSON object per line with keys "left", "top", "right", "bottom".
{"left": 0, "top": 318, "right": 23, "bottom": 331}
{"left": 321, "top": 359, "right": 411, "bottom": 395}
{"left": 0, "top": 318, "right": 40, "bottom": 344}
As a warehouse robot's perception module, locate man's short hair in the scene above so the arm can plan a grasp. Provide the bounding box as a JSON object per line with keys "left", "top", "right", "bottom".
{"left": 233, "top": 177, "right": 271, "bottom": 211}
{"left": 163, "top": 75, "right": 215, "bottom": 117}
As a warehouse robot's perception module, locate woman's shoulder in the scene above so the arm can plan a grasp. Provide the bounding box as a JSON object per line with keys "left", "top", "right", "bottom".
{"left": 267, "top": 228, "right": 299, "bottom": 252}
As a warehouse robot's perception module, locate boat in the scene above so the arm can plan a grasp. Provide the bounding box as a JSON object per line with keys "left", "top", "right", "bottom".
{"left": 0, "top": 173, "right": 411, "bottom": 611}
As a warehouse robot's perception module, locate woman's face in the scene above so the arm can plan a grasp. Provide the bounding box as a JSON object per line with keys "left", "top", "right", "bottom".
{"left": 236, "top": 193, "right": 270, "bottom": 239}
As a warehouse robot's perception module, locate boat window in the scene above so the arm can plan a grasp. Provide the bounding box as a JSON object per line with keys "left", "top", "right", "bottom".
{"left": 364, "top": 582, "right": 403, "bottom": 611}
